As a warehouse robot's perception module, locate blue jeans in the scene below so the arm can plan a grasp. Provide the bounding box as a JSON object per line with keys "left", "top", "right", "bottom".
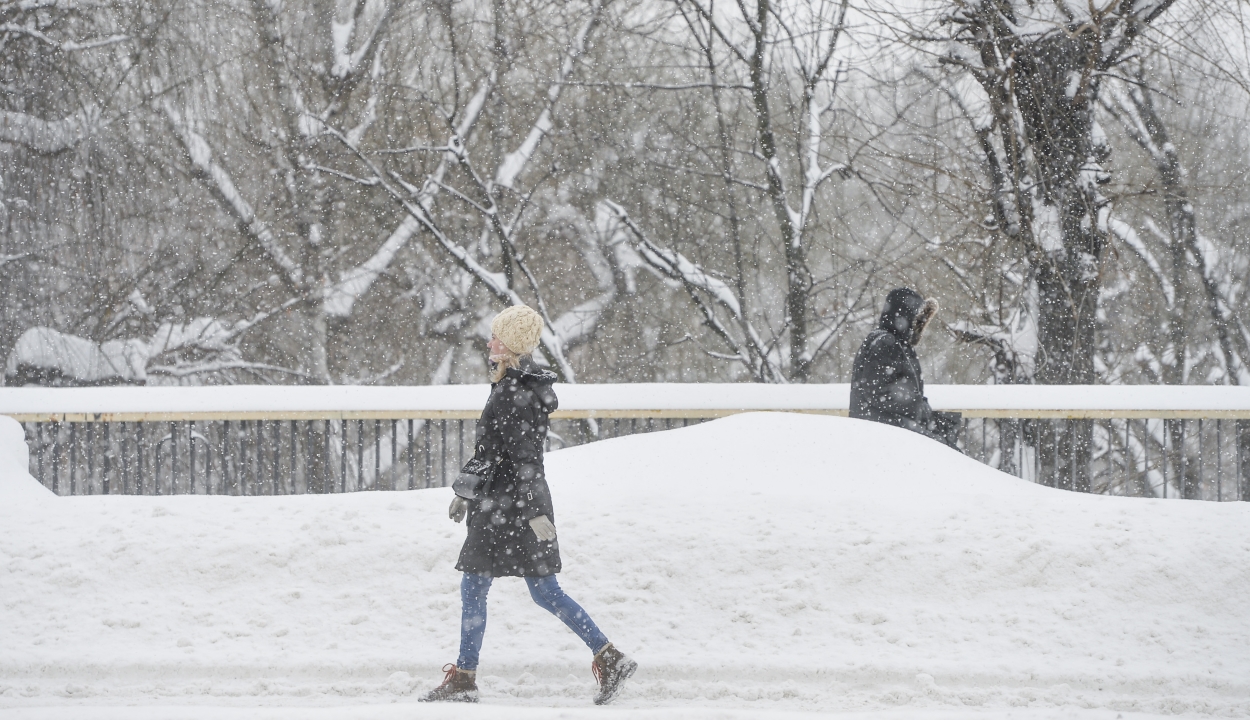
{"left": 456, "top": 573, "right": 609, "bottom": 671}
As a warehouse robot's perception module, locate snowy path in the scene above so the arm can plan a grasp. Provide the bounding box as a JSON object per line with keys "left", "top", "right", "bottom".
{"left": 0, "top": 705, "right": 1221, "bottom": 720}
{"left": 1, "top": 413, "right": 1248, "bottom": 718}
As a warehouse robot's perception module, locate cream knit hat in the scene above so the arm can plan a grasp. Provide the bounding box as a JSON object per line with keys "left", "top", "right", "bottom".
{"left": 490, "top": 305, "right": 544, "bottom": 355}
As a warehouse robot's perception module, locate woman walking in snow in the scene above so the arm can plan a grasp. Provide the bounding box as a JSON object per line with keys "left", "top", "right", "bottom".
{"left": 421, "top": 305, "right": 637, "bottom": 705}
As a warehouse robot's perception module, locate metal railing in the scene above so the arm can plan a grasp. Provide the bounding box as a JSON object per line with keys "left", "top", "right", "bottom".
{"left": 13, "top": 416, "right": 704, "bottom": 496}
{"left": 960, "top": 417, "right": 1249, "bottom": 501}
{"left": 5, "top": 384, "right": 1249, "bottom": 500}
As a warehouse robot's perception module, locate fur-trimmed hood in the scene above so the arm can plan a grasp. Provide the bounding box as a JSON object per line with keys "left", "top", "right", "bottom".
{"left": 877, "top": 288, "right": 939, "bottom": 346}
{"left": 911, "top": 297, "right": 939, "bottom": 346}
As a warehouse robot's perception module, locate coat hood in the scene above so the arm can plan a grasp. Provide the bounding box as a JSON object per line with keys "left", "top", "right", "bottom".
{"left": 504, "top": 356, "right": 559, "bottom": 413}
{"left": 877, "top": 288, "right": 924, "bottom": 339}
{"left": 877, "top": 288, "right": 938, "bottom": 347}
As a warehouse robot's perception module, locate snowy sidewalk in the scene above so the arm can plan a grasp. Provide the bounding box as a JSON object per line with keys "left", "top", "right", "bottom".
{"left": 2, "top": 413, "right": 1248, "bottom": 718}
{"left": 0, "top": 705, "right": 1221, "bottom": 720}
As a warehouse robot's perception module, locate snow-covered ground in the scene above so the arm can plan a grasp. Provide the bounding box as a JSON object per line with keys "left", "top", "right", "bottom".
{"left": 2, "top": 412, "right": 1248, "bottom": 720}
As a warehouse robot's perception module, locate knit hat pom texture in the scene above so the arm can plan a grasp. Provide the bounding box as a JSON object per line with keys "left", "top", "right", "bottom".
{"left": 491, "top": 305, "right": 544, "bottom": 355}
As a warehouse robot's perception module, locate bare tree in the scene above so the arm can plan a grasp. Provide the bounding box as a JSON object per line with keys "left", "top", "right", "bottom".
{"left": 0, "top": 0, "right": 178, "bottom": 372}
{"left": 155, "top": 0, "right": 410, "bottom": 383}
{"left": 936, "top": 0, "right": 1178, "bottom": 388}
{"left": 313, "top": 0, "right": 645, "bottom": 385}
{"left": 1102, "top": 62, "right": 1250, "bottom": 388}
{"left": 915, "top": 0, "right": 1178, "bottom": 489}
{"left": 598, "top": 0, "right": 857, "bottom": 383}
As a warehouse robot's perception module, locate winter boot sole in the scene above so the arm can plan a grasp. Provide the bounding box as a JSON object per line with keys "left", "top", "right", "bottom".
{"left": 593, "top": 657, "right": 637, "bottom": 706}
{"left": 419, "top": 690, "right": 479, "bottom": 703}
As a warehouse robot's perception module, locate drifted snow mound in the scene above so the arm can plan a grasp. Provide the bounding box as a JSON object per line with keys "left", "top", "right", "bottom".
{"left": 0, "top": 413, "right": 1247, "bottom": 717}
{"left": 0, "top": 416, "right": 51, "bottom": 502}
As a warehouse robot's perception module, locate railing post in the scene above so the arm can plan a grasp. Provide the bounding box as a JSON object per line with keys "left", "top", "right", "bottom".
{"left": 120, "top": 422, "right": 129, "bottom": 494}
{"left": 423, "top": 420, "right": 432, "bottom": 489}
{"left": 241, "top": 420, "right": 251, "bottom": 496}
{"left": 1216, "top": 420, "right": 1223, "bottom": 501}
{"left": 374, "top": 419, "right": 381, "bottom": 491}
{"left": 458, "top": 421, "right": 465, "bottom": 475}
{"left": 86, "top": 422, "right": 95, "bottom": 495}
{"left": 303, "top": 420, "right": 312, "bottom": 494}
{"left": 189, "top": 420, "right": 196, "bottom": 495}
{"left": 102, "top": 423, "right": 111, "bottom": 494}
{"left": 291, "top": 420, "right": 298, "bottom": 494}
{"left": 1196, "top": 419, "right": 1204, "bottom": 500}
{"left": 137, "top": 422, "right": 145, "bottom": 495}
{"left": 223, "top": 420, "right": 232, "bottom": 495}
{"left": 355, "top": 419, "right": 364, "bottom": 491}
{"left": 998, "top": 419, "right": 1016, "bottom": 476}
{"left": 169, "top": 421, "right": 178, "bottom": 495}
{"left": 69, "top": 422, "right": 78, "bottom": 495}
{"left": 272, "top": 420, "right": 280, "bottom": 495}
{"left": 407, "top": 419, "right": 414, "bottom": 491}
{"left": 35, "top": 422, "right": 45, "bottom": 489}
{"left": 1238, "top": 420, "right": 1250, "bottom": 502}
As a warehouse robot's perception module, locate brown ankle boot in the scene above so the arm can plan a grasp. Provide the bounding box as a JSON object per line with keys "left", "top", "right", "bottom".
{"left": 419, "top": 663, "right": 479, "bottom": 702}
{"left": 591, "top": 643, "right": 637, "bottom": 705}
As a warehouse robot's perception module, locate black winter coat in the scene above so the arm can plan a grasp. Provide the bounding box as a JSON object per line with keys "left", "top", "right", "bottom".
{"left": 454, "top": 358, "right": 561, "bottom": 577}
{"left": 849, "top": 288, "right": 934, "bottom": 435}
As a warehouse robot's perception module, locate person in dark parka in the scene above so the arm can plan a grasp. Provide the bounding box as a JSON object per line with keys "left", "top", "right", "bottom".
{"left": 850, "top": 288, "right": 960, "bottom": 448}
{"left": 421, "top": 305, "right": 636, "bottom": 706}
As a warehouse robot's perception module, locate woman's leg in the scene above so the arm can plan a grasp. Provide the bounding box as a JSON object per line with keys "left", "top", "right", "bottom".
{"left": 525, "top": 575, "right": 609, "bottom": 653}
{"left": 457, "top": 573, "right": 494, "bottom": 671}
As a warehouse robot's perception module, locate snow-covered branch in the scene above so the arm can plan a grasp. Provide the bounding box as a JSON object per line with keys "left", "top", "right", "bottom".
{"left": 494, "top": 1, "right": 604, "bottom": 189}
{"left": 330, "top": 0, "right": 394, "bottom": 80}
{"left": 603, "top": 200, "right": 784, "bottom": 382}
{"left": 0, "top": 106, "right": 98, "bottom": 153}
{"left": 0, "top": 22, "right": 128, "bottom": 52}
{"left": 1107, "top": 216, "right": 1174, "bottom": 309}
{"left": 147, "top": 360, "right": 311, "bottom": 380}
{"left": 220, "top": 297, "right": 305, "bottom": 344}
{"left": 323, "top": 73, "right": 496, "bottom": 318}
{"left": 162, "top": 102, "right": 304, "bottom": 289}
{"left": 321, "top": 122, "right": 582, "bottom": 383}
{"left": 5, "top": 317, "right": 300, "bottom": 386}
{"left": 1188, "top": 232, "right": 1250, "bottom": 385}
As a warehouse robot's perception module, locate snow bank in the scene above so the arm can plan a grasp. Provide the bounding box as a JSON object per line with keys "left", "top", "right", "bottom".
{"left": 1, "top": 414, "right": 1247, "bottom": 719}
{"left": 3, "top": 383, "right": 1249, "bottom": 418}
{"left": 0, "top": 416, "right": 51, "bottom": 502}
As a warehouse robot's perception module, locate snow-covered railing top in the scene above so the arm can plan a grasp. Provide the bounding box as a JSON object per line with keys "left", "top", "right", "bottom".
{"left": 2, "top": 384, "right": 1250, "bottom": 422}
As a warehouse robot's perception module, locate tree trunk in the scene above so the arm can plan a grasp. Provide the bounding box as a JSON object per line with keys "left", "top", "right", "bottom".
{"left": 745, "top": 0, "right": 809, "bottom": 382}
{"left": 1014, "top": 33, "right": 1105, "bottom": 492}
{"left": 309, "top": 302, "right": 331, "bottom": 385}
